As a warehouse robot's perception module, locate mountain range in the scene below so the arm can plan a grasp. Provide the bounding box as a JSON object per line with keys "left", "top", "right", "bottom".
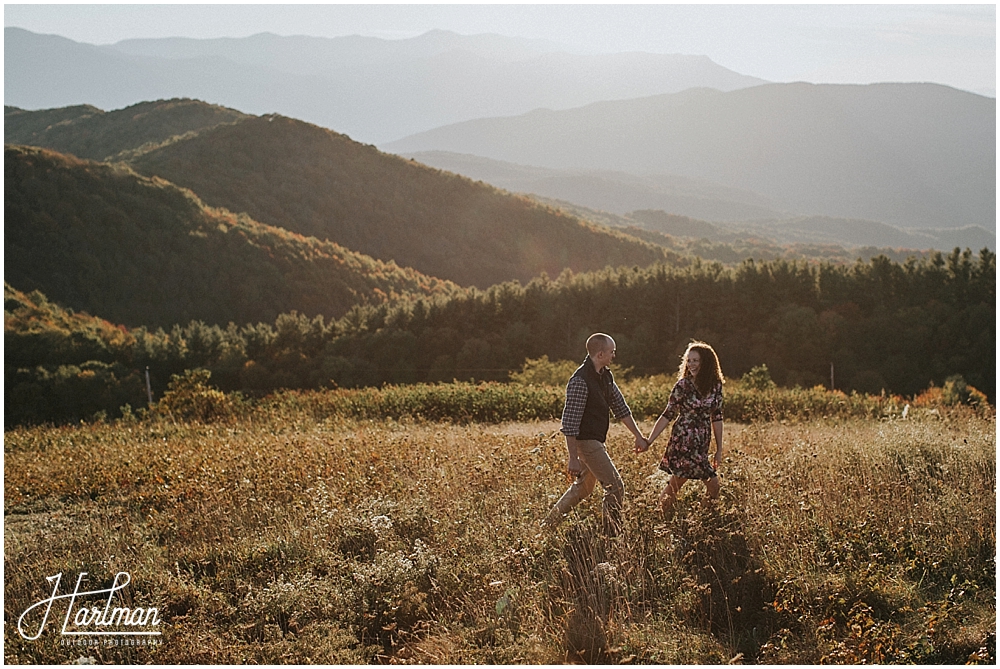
{"left": 4, "top": 24, "right": 995, "bottom": 426}
{"left": 4, "top": 27, "right": 764, "bottom": 144}
{"left": 6, "top": 93, "right": 993, "bottom": 331}
{"left": 8, "top": 26, "right": 993, "bottom": 250}
{"left": 400, "top": 152, "right": 993, "bottom": 252}
{"left": 387, "top": 83, "right": 996, "bottom": 233}
{"left": 5, "top": 99, "right": 675, "bottom": 328}
{"left": 402, "top": 150, "right": 793, "bottom": 221}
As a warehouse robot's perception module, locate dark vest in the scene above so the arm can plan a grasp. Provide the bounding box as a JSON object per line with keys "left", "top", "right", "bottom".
{"left": 572, "top": 356, "right": 615, "bottom": 443}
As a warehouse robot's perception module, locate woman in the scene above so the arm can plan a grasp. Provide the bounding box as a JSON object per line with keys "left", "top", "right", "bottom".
{"left": 644, "top": 341, "right": 725, "bottom": 516}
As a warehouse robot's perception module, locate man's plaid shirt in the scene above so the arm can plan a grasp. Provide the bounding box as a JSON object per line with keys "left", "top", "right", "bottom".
{"left": 560, "top": 372, "right": 632, "bottom": 438}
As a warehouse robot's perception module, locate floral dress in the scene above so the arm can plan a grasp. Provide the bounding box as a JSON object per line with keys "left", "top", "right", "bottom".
{"left": 658, "top": 377, "right": 723, "bottom": 480}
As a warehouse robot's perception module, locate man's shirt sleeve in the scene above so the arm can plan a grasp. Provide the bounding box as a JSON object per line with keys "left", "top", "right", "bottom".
{"left": 560, "top": 376, "right": 588, "bottom": 437}
{"left": 608, "top": 381, "right": 632, "bottom": 420}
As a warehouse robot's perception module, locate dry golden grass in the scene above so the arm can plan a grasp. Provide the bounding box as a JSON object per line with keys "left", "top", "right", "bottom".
{"left": 4, "top": 407, "right": 995, "bottom": 664}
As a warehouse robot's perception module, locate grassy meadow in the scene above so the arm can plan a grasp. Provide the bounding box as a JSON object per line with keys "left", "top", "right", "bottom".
{"left": 4, "top": 382, "right": 995, "bottom": 664}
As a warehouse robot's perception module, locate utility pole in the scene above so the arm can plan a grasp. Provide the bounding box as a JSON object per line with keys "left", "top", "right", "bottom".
{"left": 145, "top": 366, "right": 153, "bottom": 406}
{"left": 830, "top": 362, "right": 835, "bottom": 391}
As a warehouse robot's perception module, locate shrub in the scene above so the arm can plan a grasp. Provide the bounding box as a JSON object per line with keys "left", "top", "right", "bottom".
{"left": 740, "top": 364, "right": 777, "bottom": 391}
{"left": 620, "top": 378, "right": 904, "bottom": 423}
{"left": 4, "top": 361, "right": 145, "bottom": 426}
{"left": 156, "top": 368, "right": 236, "bottom": 422}
{"left": 249, "top": 377, "right": 914, "bottom": 425}
{"left": 509, "top": 355, "right": 578, "bottom": 386}
{"left": 942, "top": 374, "right": 989, "bottom": 408}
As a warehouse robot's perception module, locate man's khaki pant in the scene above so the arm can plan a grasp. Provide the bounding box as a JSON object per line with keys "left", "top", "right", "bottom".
{"left": 547, "top": 439, "right": 624, "bottom": 536}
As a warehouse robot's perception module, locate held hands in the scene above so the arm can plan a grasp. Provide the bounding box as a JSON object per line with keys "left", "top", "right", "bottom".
{"left": 634, "top": 434, "right": 650, "bottom": 454}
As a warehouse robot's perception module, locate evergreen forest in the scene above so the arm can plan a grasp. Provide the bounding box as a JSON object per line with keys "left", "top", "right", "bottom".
{"left": 6, "top": 247, "right": 993, "bottom": 425}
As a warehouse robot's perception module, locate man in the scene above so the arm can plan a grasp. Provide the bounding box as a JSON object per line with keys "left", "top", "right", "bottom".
{"left": 542, "top": 333, "right": 647, "bottom": 536}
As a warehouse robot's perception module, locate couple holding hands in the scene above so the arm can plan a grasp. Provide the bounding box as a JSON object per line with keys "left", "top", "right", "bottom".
{"left": 542, "top": 333, "right": 725, "bottom": 537}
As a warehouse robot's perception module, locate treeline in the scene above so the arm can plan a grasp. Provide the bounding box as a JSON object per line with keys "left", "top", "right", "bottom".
{"left": 310, "top": 248, "right": 995, "bottom": 396}
{"left": 6, "top": 249, "right": 993, "bottom": 425}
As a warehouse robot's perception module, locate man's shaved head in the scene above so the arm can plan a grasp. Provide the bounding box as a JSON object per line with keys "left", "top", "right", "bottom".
{"left": 586, "top": 333, "right": 615, "bottom": 356}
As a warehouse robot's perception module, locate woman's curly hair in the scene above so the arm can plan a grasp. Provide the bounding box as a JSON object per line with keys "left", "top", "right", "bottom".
{"left": 677, "top": 341, "right": 725, "bottom": 396}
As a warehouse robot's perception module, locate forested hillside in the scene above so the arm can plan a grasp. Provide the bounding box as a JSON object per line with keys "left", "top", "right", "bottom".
{"left": 4, "top": 99, "right": 247, "bottom": 161}
{"left": 7, "top": 250, "right": 992, "bottom": 425}
{"left": 127, "top": 113, "right": 672, "bottom": 287}
{"left": 5, "top": 145, "right": 458, "bottom": 328}
{"left": 6, "top": 99, "right": 673, "bottom": 290}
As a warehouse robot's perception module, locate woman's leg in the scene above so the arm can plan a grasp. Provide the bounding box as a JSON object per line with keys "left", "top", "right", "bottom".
{"left": 705, "top": 475, "right": 720, "bottom": 500}
{"left": 660, "top": 475, "right": 687, "bottom": 517}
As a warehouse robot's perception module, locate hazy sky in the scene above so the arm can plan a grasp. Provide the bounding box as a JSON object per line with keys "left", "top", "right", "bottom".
{"left": 5, "top": 3, "right": 996, "bottom": 96}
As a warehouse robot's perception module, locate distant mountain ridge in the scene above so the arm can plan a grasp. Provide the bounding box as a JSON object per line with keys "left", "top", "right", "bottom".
{"left": 4, "top": 26, "right": 765, "bottom": 143}
{"left": 402, "top": 150, "right": 790, "bottom": 221}
{"left": 524, "top": 193, "right": 994, "bottom": 257}
{"left": 109, "top": 29, "right": 566, "bottom": 69}
{"left": 402, "top": 151, "right": 996, "bottom": 252}
{"left": 739, "top": 218, "right": 996, "bottom": 251}
{"left": 401, "top": 152, "right": 994, "bottom": 251}
{"left": 387, "top": 82, "right": 996, "bottom": 232}
{"left": 626, "top": 209, "right": 995, "bottom": 252}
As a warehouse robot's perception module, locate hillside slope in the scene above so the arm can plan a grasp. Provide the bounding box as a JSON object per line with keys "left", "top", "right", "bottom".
{"left": 4, "top": 145, "right": 458, "bottom": 328}
{"left": 387, "top": 83, "right": 996, "bottom": 231}
{"left": 4, "top": 99, "right": 248, "bottom": 161}
{"left": 126, "top": 113, "right": 671, "bottom": 287}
